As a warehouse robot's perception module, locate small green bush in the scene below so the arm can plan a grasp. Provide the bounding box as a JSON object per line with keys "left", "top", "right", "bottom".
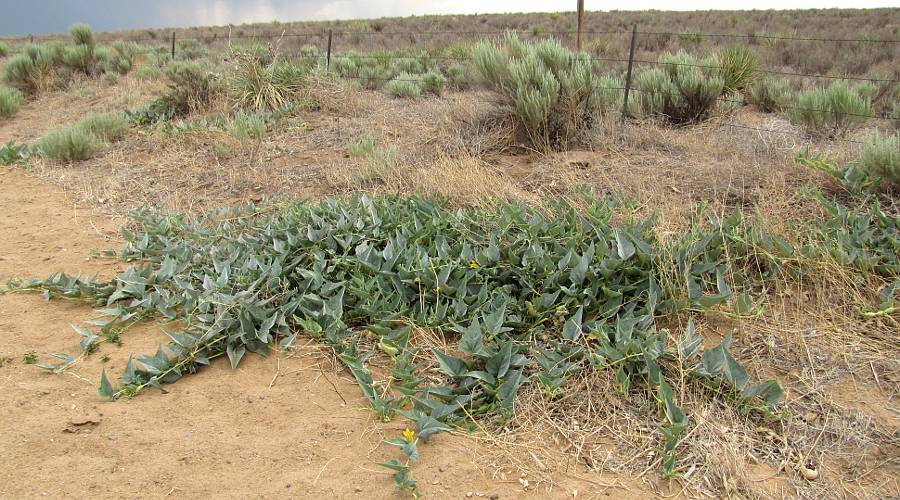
{"left": 164, "top": 61, "right": 214, "bottom": 115}
{"left": 63, "top": 44, "right": 94, "bottom": 74}
{"left": 0, "top": 85, "right": 24, "bottom": 118}
{"left": 228, "top": 111, "right": 268, "bottom": 144}
{"left": 2, "top": 44, "right": 61, "bottom": 94}
{"left": 420, "top": 71, "right": 447, "bottom": 95}
{"left": 387, "top": 73, "right": 422, "bottom": 98}
{"left": 718, "top": 46, "right": 758, "bottom": 94}
{"left": 786, "top": 80, "right": 872, "bottom": 138}
{"left": 0, "top": 42, "right": 10, "bottom": 57}
{"left": 473, "top": 33, "right": 603, "bottom": 150}
{"left": 69, "top": 24, "right": 96, "bottom": 49}
{"left": 857, "top": 131, "right": 899, "bottom": 188}
{"left": 631, "top": 52, "right": 725, "bottom": 124}
{"left": 748, "top": 78, "right": 793, "bottom": 113}
{"left": 446, "top": 62, "right": 472, "bottom": 89}
{"left": 78, "top": 112, "right": 129, "bottom": 141}
{"left": 38, "top": 111, "right": 130, "bottom": 162}
{"left": 37, "top": 127, "right": 102, "bottom": 162}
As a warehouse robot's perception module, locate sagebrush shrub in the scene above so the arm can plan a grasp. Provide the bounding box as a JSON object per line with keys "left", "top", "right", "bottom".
{"left": 228, "top": 111, "right": 268, "bottom": 144}
{"left": 38, "top": 111, "right": 130, "bottom": 162}
{"left": 63, "top": 44, "right": 94, "bottom": 74}
{"left": 0, "top": 42, "right": 10, "bottom": 57}
{"left": 420, "top": 71, "right": 447, "bottom": 95}
{"left": 387, "top": 73, "right": 422, "bottom": 98}
{"left": 164, "top": 61, "right": 214, "bottom": 115}
{"left": 37, "top": 127, "right": 102, "bottom": 162}
{"left": 473, "top": 33, "right": 603, "bottom": 150}
{"left": 0, "top": 85, "right": 24, "bottom": 118}
{"left": 69, "top": 24, "right": 96, "bottom": 49}
{"left": 857, "top": 131, "right": 899, "bottom": 188}
{"left": 2, "top": 44, "right": 61, "bottom": 94}
{"left": 748, "top": 77, "right": 793, "bottom": 113}
{"left": 631, "top": 52, "right": 725, "bottom": 124}
{"left": 77, "top": 112, "right": 130, "bottom": 141}
{"left": 786, "top": 80, "right": 872, "bottom": 138}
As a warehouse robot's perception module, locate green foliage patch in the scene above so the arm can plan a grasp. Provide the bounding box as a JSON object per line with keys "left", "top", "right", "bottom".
{"left": 7, "top": 195, "right": 791, "bottom": 486}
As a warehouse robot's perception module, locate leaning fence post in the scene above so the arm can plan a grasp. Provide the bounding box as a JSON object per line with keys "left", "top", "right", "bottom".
{"left": 326, "top": 29, "right": 333, "bottom": 72}
{"left": 620, "top": 24, "right": 638, "bottom": 123}
{"left": 171, "top": 31, "right": 176, "bottom": 60}
{"left": 29, "top": 34, "right": 34, "bottom": 44}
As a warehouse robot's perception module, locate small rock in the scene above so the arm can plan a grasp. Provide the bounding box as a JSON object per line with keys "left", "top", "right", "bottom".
{"left": 354, "top": 486, "right": 363, "bottom": 493}
{"left": 466, "top": 493, "right": 473, "bottom": 498}
{"left": 490, "top": 495, "right": 500, "bottom": 500}
{"left": 105, "top": 433, "right": 117, "bottom": 441}
{"left": 437, "top": 464, "right": 446, "bottom": 472}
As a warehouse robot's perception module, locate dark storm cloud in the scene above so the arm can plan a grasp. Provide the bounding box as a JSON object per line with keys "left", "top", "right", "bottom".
{"left": 0, "top": 0, "right": 557, "bottom": 36}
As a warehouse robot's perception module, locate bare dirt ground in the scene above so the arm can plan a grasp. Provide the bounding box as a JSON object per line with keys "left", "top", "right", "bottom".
{"left": 0, "top": 168, "right": 658, "bottom": 499}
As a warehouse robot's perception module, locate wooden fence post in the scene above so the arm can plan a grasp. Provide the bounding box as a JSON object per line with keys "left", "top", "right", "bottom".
{"left": 326, "top": 29, "right": 333, "bottom": 72}
{"left": 171, "top": 31, "right": 176, "bottom": 60}
{"left": 621, "top": 24, "right": 638, "bottom": 123}
{"left": 576, "top": 0, "right": 585, "bottom": 51}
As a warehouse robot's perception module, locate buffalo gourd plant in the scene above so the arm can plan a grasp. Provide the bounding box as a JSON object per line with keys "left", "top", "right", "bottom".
{"left": 5, "top": 195, "right": 786, "bottom": 489}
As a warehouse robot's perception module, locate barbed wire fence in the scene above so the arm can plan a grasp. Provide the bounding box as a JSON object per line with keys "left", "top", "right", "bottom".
{"left": 5, "top": 24, "right": 898, "bottom": 147}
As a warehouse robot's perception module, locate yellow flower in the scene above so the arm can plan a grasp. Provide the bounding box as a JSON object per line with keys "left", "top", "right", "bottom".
{"left": 402, "top": 428, "right": 415, "bottom": 443}
{"left": 469, "top": 259, "right": 479, "bottom": 269}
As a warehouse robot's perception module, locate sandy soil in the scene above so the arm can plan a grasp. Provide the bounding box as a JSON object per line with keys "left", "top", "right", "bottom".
{"left": 0, "top": 168, "right": 655, "bottom": 499}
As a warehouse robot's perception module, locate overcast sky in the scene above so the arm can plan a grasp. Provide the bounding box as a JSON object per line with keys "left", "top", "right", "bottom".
{"left": 0, "top": 0, "right": 896, "bottom": 36}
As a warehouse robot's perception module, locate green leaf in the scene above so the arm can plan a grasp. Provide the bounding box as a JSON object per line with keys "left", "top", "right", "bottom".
{"left": 614, "top": 230, "right": 635, "bottom": 260}
{"left": 432, "top": 349, "right": 467, "bottom": 378}
{"left": 226, "top": 343, "right": 246, "bottom": 370}
{"left": 98, "top": 369, "right": 116, "bottom": 400}
{"left": 415, "top": 415, "right": 451, "bottom": 441}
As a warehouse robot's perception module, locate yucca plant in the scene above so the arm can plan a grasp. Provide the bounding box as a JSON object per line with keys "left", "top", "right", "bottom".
{"left": 856, "top": 131, "right": 899, "bottom": 189}
{"left": 0, "top": 85, "right": 24, "bottom": 119}
{"left": 786, "top": 80, "right": 872, "bottom": 138}
{"left": 748, "top": 77, "right": 793, "bottom": 113}
{"left": 226, "top": 50, "right": 306, "bottom": 110}
{"left": 718, "top": 46, "right": 758, "bottom": 94}
{"left": 473, "top": 32, "right": 603, "bottom": 151}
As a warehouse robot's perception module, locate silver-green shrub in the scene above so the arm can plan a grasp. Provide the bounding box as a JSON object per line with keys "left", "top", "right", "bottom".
{"left": 631, "top": 52, "right": 725, "bottom": 124}
{"left": 857, "top": 131, "right": 898, "bottom": 189}
{"left": 387, "top": 73, "right": 422, "bottom": 98}
{"left": 473, "top": 33, "right": 603, "bottom": 150}
{"left": 748, "top": 78, "right": 793, "bottom": 113}
{"left": 0, "top": 85, "right": 24, "bottom": 118}
{"left": 786, "top": 80, "right": 872, "bottom": 138}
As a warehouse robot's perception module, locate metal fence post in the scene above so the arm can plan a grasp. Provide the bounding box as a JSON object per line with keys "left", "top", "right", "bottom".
{"left": 171, "top": 31, "right": 176, "bottom": 60}
{"left": 326, "top": 29, "right": 333, "bottom": 72}
{"left": 621, "top": 24, "right": 638, "bottom": 123}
